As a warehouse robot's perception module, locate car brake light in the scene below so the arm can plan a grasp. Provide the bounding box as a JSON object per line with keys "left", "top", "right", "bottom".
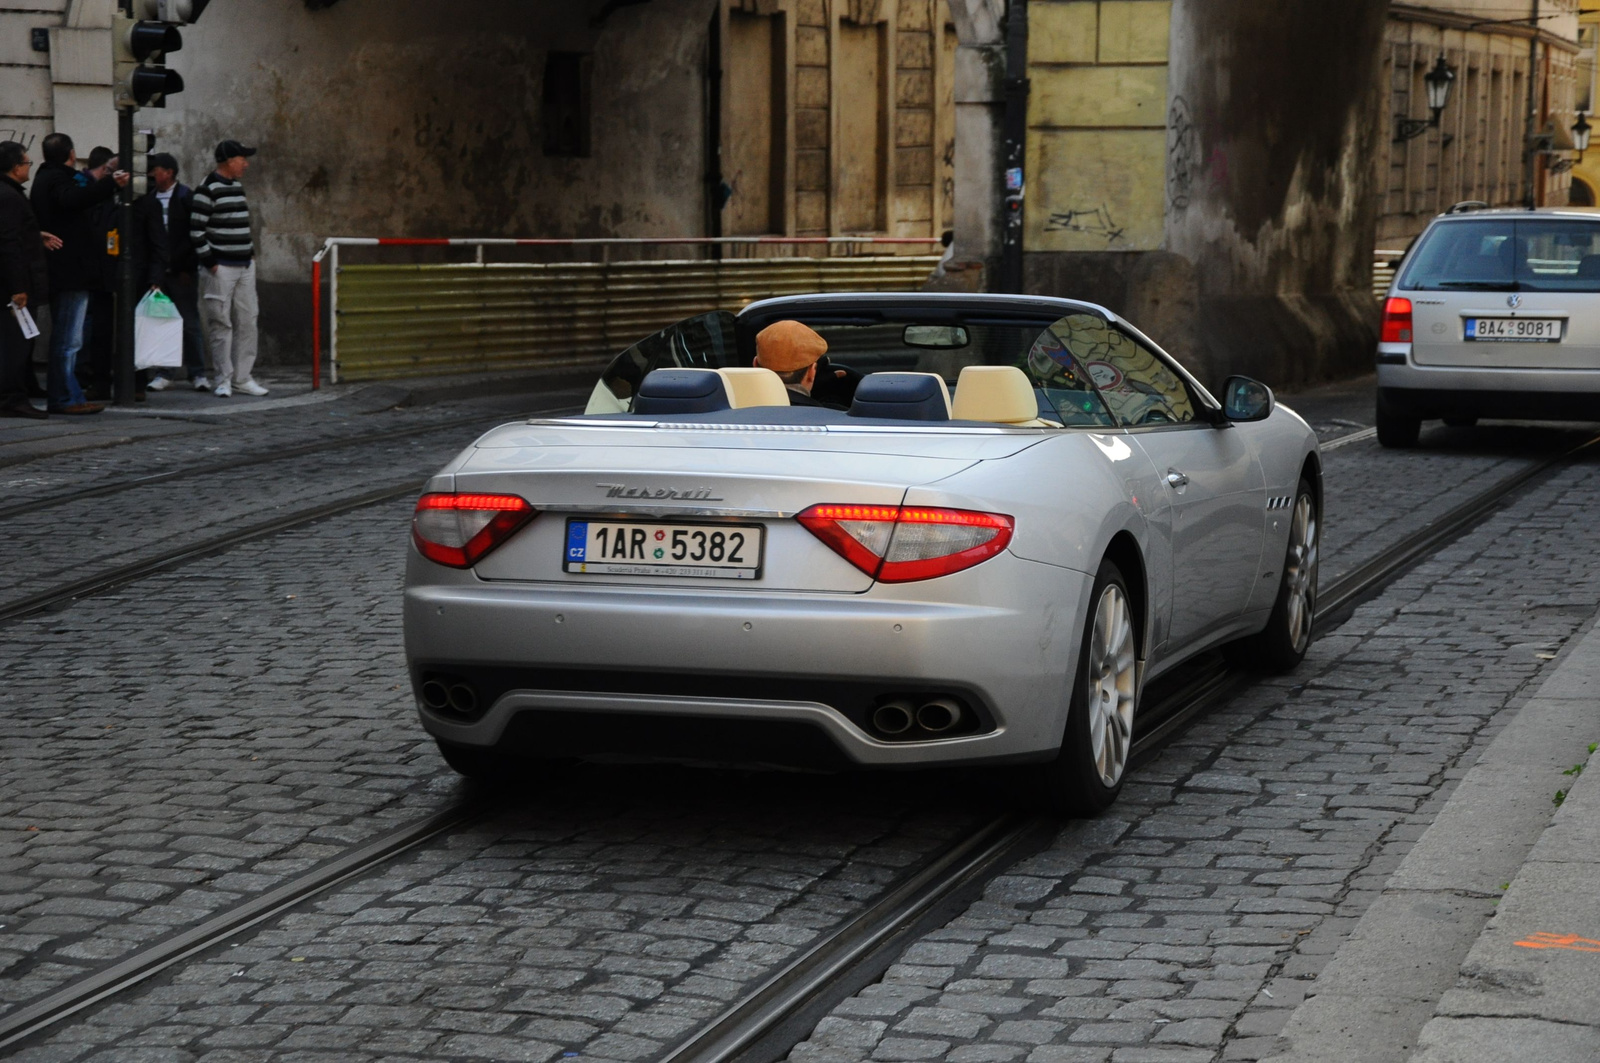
{"left": 798, "top": 504, "right": 1014, "bottom": 583}
{"left": 412, "top": 493, "right": 534, "bottom": 568}
{"left": 1381, "top": 296, "right": 1413, "bottom": 343}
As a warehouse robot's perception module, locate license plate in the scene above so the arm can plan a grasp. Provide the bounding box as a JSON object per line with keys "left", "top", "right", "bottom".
{"left": 563, "top": 519, "right": 764, "bottom": 579}
{"left": 1465, "top": 317, "right": 1562, "bottom": 342}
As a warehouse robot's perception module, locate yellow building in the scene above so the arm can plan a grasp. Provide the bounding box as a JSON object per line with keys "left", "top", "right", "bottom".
{"left": 1571, "top": 1, "right": 1600, "bottom": 203}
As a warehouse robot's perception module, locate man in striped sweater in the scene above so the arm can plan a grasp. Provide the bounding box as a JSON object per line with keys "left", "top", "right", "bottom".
{"left": 191, "top": 139, "right": 266, "bottom": 397}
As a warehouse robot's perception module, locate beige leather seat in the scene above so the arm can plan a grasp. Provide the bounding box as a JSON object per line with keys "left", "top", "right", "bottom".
{"left": 717, "top": 367, "right": 792, "bottom": 409}
{"left": 951, "top": 365, "right": 1057, "bottom": 426}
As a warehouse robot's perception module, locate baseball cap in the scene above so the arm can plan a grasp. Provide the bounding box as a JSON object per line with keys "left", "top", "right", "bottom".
{"left": 148, "top": 152, "right": 179, "bottom": 174}
{"left": 214, "top": 139, "right": 257, "bottom": 162}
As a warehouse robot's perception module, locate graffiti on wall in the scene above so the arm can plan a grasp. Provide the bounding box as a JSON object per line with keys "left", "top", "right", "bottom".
{"left": 1044, "top": 206, "right": 1125, "bottom": 244}
{"left": 0, "top": 130, "right": 38, "bottom": 151}
{"left": 1167, "top": 95, "right": 1197, "bottom": 214}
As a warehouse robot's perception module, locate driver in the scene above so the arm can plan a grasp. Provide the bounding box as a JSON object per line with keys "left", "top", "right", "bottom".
{"left": 753, "top": 320, "right": 847, "bottom": 409}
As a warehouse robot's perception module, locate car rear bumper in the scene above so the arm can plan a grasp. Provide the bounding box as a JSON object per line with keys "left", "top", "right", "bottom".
{"left": 403, "top": 553, "right": 1092, "bottom": 768}
{"left": 1377, "top": 354, "right": 1600, "bottom": 418}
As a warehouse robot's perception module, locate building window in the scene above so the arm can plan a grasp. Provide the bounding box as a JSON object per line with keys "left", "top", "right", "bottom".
{"left": 1579, "top": 24, "right": 1596, "bottom": 114}
{"left": 543, "top": 52, "right": 592, "bottom": 158}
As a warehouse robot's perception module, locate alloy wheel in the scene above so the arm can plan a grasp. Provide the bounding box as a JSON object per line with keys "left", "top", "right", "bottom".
{"left": 1086, "top": 583, "right": 1137, "bottom": 788}
{"left": 1285, "top": 493, "right": 1319, "bottom": 652}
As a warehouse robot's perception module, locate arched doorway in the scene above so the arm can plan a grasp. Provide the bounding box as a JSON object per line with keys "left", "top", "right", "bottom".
{"left": 1571, "top": 177, "right": 1596, "bottom": 206}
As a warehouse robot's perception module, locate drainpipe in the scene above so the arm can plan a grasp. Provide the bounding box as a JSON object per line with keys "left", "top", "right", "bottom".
{"left": 1524, "top": 0, "right": 1541, "bottom": 207}
{"left": 998, "top": 0, "right": 1028, "bottom": 293}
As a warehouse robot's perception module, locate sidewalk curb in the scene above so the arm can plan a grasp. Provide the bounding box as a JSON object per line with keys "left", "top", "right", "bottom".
{"left": 1260, "top": 609, "right": 1600, "bottom": 1063}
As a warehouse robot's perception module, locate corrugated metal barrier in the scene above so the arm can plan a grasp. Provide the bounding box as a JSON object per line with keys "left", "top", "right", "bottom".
{"left": 328, "top": 253, "right": 941, "bottom": 383}
{"left": 1373, "top": 250, "right": 1403, "bottom": 299}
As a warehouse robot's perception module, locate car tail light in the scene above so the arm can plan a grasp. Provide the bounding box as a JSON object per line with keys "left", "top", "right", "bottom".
{"left": 1381, "top": 297, "right": 1413, "bottom": 343}
{"left": 797, "top": 504, "right": 1014, "bottom": 583}
{"left": 412, "top": 493, "right": 534, "bottom": 568}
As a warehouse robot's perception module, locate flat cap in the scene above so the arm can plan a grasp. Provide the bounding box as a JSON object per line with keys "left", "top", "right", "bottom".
{"left": 755, "top": 320, "right": 828, "bottom": 373}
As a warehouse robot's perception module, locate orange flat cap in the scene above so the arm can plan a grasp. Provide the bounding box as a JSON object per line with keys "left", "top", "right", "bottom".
{"left": 755, "top": 320, "right": 828, "bottom": 373}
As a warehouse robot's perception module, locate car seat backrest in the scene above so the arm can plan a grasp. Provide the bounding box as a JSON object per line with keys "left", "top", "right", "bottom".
{"left": 632, "top": 368, "right": 733, "bottom": 415}
{"left": 717, "top": 367, "right": 792, "bottom": 409}
{"left": 1577, "top": 254, "right": 1600, "bottom": 281}
{"left": 951, "top": 365, "right": 1048, "bottom": 425}
{"left": 848, "top": 372, "right": 952, "bottom": 421}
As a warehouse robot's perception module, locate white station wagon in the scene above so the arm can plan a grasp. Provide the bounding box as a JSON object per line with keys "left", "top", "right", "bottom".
{"left": 1377, "top": 207, "right": 1600, "bottom": 446}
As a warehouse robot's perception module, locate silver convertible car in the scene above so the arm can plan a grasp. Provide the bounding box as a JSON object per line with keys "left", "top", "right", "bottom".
{"left": 404, "top": 294, "right": 1321, "bottom": 812}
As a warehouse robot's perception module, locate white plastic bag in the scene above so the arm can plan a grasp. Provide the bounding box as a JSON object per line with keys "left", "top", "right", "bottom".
{"left": 134, "top": 290, "right": 184, "bottom": 370}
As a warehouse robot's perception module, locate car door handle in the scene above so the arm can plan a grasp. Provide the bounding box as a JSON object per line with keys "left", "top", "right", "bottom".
{"left": 1166, "top": 470, "right": 1189, "bottom": 489}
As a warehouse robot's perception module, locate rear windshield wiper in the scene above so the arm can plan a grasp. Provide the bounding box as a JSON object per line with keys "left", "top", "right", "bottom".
{"left": 1435, "top": 280, "right": 1521, "bottom": 290}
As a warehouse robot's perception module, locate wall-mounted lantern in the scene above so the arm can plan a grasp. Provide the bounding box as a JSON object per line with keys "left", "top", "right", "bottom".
{"left": 1395, "top": 55, "right": 1456, "bottom": 142}
{"left": 1574, "top": 113, "right": 1593, "bottom": 161}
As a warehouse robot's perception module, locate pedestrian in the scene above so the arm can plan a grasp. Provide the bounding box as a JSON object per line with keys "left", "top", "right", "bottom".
{"left": 29, "top": 132, "right": 125, "bottom": 414}
{"left": 142, "top": 152, "right": 206, "bottom": 392}
{"left": 191, "top": 139, "right": 266, "bottom": 398}
{"left": 80, "top": 146, "right": 120, "bottom": 401}
{"left": 0, "top": 141, "right": 56, "bottom": 419}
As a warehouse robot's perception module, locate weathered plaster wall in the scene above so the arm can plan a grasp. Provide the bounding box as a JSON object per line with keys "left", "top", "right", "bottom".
{"left": 152, "top": 0, "right": 717, "bottom": 364}
{"left": 1022, "top": 0, "right": 1391, "bottom": 390}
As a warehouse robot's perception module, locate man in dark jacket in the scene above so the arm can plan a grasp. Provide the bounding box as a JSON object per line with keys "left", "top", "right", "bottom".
{"left": 81, "top": 147, "right": 127, "bottom": 400}
{"left": 141, "top": 153, "right": 204, "bottom": 391}
{"left": 29, "top": 132, "right": 124, "bottom": 414}
{"left": 0, "top": 141, "right": 51, "bottom": 419}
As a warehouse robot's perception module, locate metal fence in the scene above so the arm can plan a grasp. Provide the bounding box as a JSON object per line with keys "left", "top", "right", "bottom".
{"left": 311, "top": 237, "right": 943, "bottom": 385}
{"left": 1373, "top": 249, "right": 1404, "bottom": 299}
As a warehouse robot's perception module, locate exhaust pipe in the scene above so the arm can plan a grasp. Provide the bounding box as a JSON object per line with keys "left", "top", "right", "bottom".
{"left": 916, "top": 698, "right": 963, "bottom": 734}
{"left": 447, "top": 683, "right": 479, "bottom": 715}
{"left": 420, "top": 680, "right": 451, "bottom": 711}
{"left": 871, "top": 700, "right": 915, "bottom": 736}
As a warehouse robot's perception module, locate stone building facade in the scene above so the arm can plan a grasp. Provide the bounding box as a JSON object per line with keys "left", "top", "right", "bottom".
{"left": 1375, "top": 0, "right": 1583, "bottom": 250}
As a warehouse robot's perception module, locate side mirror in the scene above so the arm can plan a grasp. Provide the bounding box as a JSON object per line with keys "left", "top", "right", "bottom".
{"left": 1221, "top": 376, "right": 1274, "bottom": 422}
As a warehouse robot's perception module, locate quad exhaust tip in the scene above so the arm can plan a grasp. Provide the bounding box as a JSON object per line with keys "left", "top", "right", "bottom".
{"left": 916, "top": 698, "right": 962, "bottom": 733}
{"left": 420, "top": 677, "right": 480, "bottom": 716}
{"left": 870, "top": 696, "right": 968, "bottom": 739}
{"left": 871, "top": 700, "right": 916, "bottom": 735}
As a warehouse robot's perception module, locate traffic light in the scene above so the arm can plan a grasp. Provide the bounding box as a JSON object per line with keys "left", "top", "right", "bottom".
{"left": 112, "top": 0, "right": 210, "bottom": 111}
{"left": 130, "top": 129, "right": 156, "bottom": 195}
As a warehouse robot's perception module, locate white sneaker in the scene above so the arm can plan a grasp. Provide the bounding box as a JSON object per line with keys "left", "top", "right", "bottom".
{"left": 146, "top": 375, "right": 172, "bottom": 391}
{"left": 193, "top": 376, "right": 211, "bottom": 391}
{"left": 214, "top": 381, "right": 232, "bottom": 398}
{"left": 234, "top": 378, "right": 269, "bottom": 397}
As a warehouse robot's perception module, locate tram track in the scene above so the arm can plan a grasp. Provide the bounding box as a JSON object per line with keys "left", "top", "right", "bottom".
{"left": 0, "top": 426, "right": 1595, "bottom": 1055}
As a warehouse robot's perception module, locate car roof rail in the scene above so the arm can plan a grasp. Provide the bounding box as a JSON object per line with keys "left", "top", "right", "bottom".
{"left": 1445, "top": 200, "right": 1490, "bottom": 214}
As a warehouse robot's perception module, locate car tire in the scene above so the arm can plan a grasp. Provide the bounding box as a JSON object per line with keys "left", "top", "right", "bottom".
{"left": 1375, "top": 392, "right": 1421, "bottom": 448}
{"left": 1442, "top": 416, "right": 1478, "bottom": 428}
{"left": 1229, "top": 476, "right": 1318, "bottom": 673}
{"left": 1027, "top": 558, "right": 1138, "bottom": 816}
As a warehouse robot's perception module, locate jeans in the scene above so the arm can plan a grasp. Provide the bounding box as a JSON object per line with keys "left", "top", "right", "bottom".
{"left": 48, "top": 290, "right": 90, "bottom": 409}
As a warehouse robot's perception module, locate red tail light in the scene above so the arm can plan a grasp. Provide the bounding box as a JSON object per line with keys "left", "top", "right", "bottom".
{"left": 412, "top": 493, "right": 534, "bottom": 568}
{"left": 798, "top": 504, "right": 1014, "bottom": 583}
{"left": 1381, "top": 296, "right": 1413, "bottom": 343}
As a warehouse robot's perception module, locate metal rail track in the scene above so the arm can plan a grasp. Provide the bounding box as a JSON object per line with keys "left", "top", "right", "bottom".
{"left": 0, "top": 396, "right": 583, "bottom": 524}
{"left": 0, "top": 427, "right": 1594, "bottom": 1053}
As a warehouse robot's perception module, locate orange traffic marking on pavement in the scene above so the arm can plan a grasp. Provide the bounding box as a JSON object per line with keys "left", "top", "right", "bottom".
{"left": 1514, "top": 932, "right": 1600, "bottom": 952}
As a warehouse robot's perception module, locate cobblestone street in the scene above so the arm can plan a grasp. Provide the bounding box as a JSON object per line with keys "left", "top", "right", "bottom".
{"left": 1, "top": 388, "right": 1597, "bottom": 1062}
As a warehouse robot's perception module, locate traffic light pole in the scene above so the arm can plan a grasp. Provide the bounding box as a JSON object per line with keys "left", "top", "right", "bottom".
{"left": 114, "top": 103, "right": 137, "bottom": 405}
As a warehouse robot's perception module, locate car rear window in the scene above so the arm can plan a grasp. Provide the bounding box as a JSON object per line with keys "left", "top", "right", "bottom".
{"left": 1399, "top": 217, "right": 1600, "bottom": 292}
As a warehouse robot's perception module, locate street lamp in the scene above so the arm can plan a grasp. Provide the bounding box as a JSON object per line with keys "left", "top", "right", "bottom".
{"left": 1396, "top": 55, "right": 1457, "bottom": 142}
{"left": 1574, "top": 112, "right": 1593, "bottom": 161}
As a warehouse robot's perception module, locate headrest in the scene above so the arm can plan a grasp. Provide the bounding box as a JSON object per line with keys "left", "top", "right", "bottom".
{"left": 632, "top": 369, "right": 732, "bottom": 415}
{"left": 848, "top": 372, "right": 951, "bottom": 421}
{"left": 717, "top": 367, "right": 792, "bottom": 409}
{"left": 1578, "top": 254, "right": 1600, "bottom": 281}
{"left": 951, "top": 365, "right": 1040, "bottom": 424}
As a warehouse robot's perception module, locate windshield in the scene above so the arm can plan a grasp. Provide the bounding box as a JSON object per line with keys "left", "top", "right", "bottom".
{"left": 1399, "top": 218, "right": 1600, "bottom": 292}
{"left": 591, "top": 309, "right": 1195, "bottom": 427}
